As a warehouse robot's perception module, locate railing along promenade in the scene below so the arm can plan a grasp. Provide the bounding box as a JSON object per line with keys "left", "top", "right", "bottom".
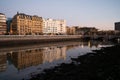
{"left": 0, "top": 35, "right": 120, "bottom": 41}
{"left": 0, "top": 35, "right": 119, "bottom": 47}
{"left": 0, "top": 35, "right": 83, "bottom": 46}
{"left": 0, "top": 35, "right": 82, "bottom": 41}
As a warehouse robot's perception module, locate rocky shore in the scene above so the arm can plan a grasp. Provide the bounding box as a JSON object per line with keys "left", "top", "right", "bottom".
{"left": 28, "top": 44, "right": 120, "bottom": 80}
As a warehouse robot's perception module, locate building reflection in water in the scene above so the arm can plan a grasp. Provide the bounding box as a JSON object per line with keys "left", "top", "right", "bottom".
{"left": 75, "top": 41, "right": 102, "bottom": 49}
{"left": 1, "top": 41, "right": 109, "bottom": 71}
{"left": 43, "top": 46, "right": 66, "bottom": 63}
{"left": 7, "top": 46, "right": 66, "bottom": 70}
{"left": 0, "top": 41, "right": 113, "bottom": 80}
{"left": 0, "top": 53, "right": 7, "bottom": 72}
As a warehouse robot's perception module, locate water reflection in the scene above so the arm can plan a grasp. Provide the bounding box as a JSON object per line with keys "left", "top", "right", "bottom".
{"left": 7, "top": 46, "right": 66, "bottom": 70}
{"left": 0, "top": 53, "right": 7, "bottom": 72}
{"left": 0, "top": 40, "right": 113, "bottom": 80}
{"left": 43, "top": 47, "right": 66, "bottom": 63}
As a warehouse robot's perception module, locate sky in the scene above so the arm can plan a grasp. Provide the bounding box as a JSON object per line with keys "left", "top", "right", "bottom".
{"left": 0, "top": 0, "right": 120, "bottom": 30}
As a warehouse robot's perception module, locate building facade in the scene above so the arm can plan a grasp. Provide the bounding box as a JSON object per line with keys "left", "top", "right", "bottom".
{"left": 0, "top": 13, "right": 7, "bottom": 35}
{"left": 11, "top": 12, "right": 43, "bottom": 35}
{"left": 115, "top": 22, "right": 120, "bottom": 31}
{"left": 76, "top": 27, "right": 98, "bottom": 35}
{"left": 66, "top": 26, "right": 78, "bottom": 35}
{"left": 43, "top": 18, "right": 66, "bottom": 35}
{"left": 66, "top": 26, "right": 98, "bottom": 35}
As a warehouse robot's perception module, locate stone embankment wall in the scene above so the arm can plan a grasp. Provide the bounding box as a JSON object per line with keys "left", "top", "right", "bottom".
{"left": 0, "top": 35, "right": 119, "bottom": 47}
{"left": 0, "top": 35, "right": 82, "bottom": 46}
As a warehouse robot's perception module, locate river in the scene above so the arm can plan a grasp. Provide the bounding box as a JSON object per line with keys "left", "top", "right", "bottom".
{"left": 0, "top": 40, "right": 115, "bottom": 80}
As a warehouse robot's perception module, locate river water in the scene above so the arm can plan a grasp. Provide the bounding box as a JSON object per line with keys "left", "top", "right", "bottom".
{"left": 0, "top": 40, "right": 114, "bottom": 80}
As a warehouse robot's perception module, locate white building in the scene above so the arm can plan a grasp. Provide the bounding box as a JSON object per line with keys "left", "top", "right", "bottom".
{"left": 0, "top": 13, "right": 6, "bottom": 35}
{"left": 43, "top": 18, "right": 66, "bottom": 35}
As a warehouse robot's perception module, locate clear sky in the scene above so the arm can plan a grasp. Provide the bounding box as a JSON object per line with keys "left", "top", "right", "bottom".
{"left": 0, "top": 0, "right": 120, "bottom": 30}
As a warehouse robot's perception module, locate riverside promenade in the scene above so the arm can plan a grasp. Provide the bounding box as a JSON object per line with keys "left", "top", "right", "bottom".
{"left": 0, "top": 35, "right": 82, "bottom": 46}
{"left": 0, "top": 35, "right": 119, "bottom": 47}
{"left": 0, "top": 35, "right": 82, "bottom": 41}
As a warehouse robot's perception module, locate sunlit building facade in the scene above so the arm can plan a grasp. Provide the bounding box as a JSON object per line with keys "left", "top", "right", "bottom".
{"left": 11, "top": 12, "right": 43, "bottom": 35}
{"left": 43, "top": 18, "right": 66, "bottom": 35}
{"left": 0, "top": 13, "right": 7, "bottom": 35}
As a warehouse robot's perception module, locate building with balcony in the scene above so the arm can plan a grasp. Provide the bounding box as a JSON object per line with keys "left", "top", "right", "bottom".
{"left": 43, "top": 18, "right": 66, "bottom": 35}
{"left": 0, "top": 13, "right": 7, "bottom": 35}
{"left": 11, "top": 12, "right": 43, "bottom": 35}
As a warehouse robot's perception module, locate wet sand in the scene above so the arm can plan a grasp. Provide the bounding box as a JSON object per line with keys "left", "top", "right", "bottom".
{"left": 28, "top": 44, "right": 120, "bottom": 80}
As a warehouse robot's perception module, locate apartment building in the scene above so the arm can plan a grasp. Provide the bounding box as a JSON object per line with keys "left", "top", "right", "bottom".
{"left": 43, "top": 18, "right": 66, "bottom": 35}
{"left": 0, "top": 13, "right": 7, "bottom": 35}
{"left": 11, "top": 12, "right": 43, "bottom": 35}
